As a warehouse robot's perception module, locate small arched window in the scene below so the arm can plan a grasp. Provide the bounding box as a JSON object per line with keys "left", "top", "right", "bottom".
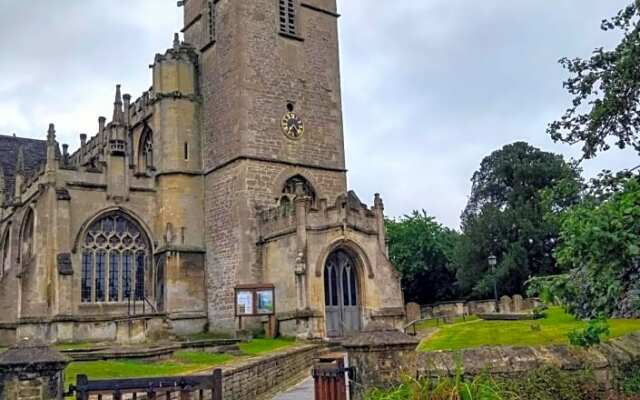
{"left": 81, "top": 212, "right": 152, "bottom": 303}
{"left": 1, "top": 226, "right": 10, "bottom": 276}
{"left": 20, "top": 209, "right": 34, "bottom": 264}
{"left": 139, "top": 128, "right": 154, "bottom": 172}
{"left": 281, "top": 175, "right": 316, "bottom": 207}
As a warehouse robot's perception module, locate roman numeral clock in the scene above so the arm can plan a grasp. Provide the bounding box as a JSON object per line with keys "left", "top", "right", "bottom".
{"left": 281, "top": 108, "right": 305, "bottom": 140}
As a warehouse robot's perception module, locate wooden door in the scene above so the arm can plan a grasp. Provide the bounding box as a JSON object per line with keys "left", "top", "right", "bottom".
{"left": 324, "top": 250, "right": 361, "bottom": 337}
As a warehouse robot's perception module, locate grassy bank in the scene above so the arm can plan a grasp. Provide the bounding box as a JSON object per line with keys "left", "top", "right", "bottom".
{"left": 419, "top": 307, "right": 640, "bottom": 352}
{"left": 64, "top": 337, "right": 297, "bottom": 389}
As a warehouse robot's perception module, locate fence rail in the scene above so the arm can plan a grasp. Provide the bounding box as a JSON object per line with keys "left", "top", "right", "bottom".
{"left": 67, "top": 369, "right": 222, "bottom": 400}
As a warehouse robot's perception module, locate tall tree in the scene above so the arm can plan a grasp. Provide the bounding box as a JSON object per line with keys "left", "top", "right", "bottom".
{"left": 548, "top": 2, "right": 640, "bottom": 160}
{"left": 554, "top": 178, "right": 640, "bottom": 318}
{"left": 455, "top": 142, "right": 582, "bottom": 298}
{"left": 386, "top": 211, "right": 459, "bottom": 304}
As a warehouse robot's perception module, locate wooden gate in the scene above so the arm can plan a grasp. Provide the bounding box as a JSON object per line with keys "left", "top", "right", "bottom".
{"left": 312, "top": 354, "right": 351, "bottom": 400}
{"left": 68, "top": 369, "right": 222, "bottom": 400}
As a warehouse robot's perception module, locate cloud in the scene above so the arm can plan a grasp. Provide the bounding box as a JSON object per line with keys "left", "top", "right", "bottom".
{"left": 0, "top": 0, "right": 634, "bottom": 228}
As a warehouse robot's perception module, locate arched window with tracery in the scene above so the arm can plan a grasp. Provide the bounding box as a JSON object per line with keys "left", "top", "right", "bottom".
{"left": 280, "top": 175, "right": 316, "bottom": 211}
{"left": 138, "top": 128, "right": 154, "bottom": 173}
{"left": 20, "top": 209, "right": 34, "bottom": 264}
{"left": 1, "top": 226, "right": 10, "bottom": 276}
{"left": 81, "top": 212, "right": 151, "bottom": 303}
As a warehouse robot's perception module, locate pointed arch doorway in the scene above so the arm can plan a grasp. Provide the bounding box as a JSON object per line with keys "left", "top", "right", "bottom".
{"left": 324, "top": 249, "right": 361, "bottom": 337}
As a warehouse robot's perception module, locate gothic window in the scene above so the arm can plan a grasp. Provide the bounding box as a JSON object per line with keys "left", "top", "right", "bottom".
{"left": 281, "top": 175, "right": 316, "bottom": 207}
{"left": 81, "top": 213, "right": 151, "bottom": 303}
{"left": 279, "top": 0, "right": 298, "bottom": 36}
{"left": 1, "top": 227, "right": 10, "bottom": 276}
{"left": 20, "top": 209, "right": 34, "bottom": 264}
{"left": 139, "top": 129, "right": 154, "bottom": 173}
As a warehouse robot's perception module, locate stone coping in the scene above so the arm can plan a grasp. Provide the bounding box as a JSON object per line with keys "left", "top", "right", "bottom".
{"left": 343, "top": 324, "right": 420, "bottom": 349}
{"left": 0, "top": 339, "right": 69, "bottom": 370}
{"left": 61, "top": 339, "right": 241, "bottom": 362}
{"left": 219, "top": 343, "right": 322, "bottom": 377}
{"left": 0, "top": 312, "right": 207, "bottom": 329}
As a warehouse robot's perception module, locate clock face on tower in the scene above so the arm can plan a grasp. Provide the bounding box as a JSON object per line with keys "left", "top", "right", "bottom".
{"left": 281, "top": 112, "right": 305, "bottom": 140}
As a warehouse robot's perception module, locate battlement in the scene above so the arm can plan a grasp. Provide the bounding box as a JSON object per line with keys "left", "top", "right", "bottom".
{"left": 258, "top": 191, "right": 383, "bottom": 241}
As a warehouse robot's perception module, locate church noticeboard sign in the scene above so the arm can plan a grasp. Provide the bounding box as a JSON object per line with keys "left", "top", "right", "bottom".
{"left": 235, "top": 284, "right": 275, "bottom": 316}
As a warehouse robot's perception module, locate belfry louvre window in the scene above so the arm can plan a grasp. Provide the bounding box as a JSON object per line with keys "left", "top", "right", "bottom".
{"left": 279, "top": 0, "right": 297, "bottom": 36}
{"left": 208, "top": 1, "right": 216, "bottom": 43}
{"left": 81, "top": 213, "right": 151, "bottom": 303}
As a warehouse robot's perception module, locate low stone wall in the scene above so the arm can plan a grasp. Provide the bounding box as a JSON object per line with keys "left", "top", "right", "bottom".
{"left": 419, "top": 296, "right": 541, "bottom": 319}
{"left": 418, "top": 332, "right": 640, "bottom": 389}
{"left": 222, "top": 343, "right": 322, "bottom": 400}
{"left": 343, "top": 327, "right": 640, "bottom": 399}
{"left": 0, "top": 314, "right": 208, "bottom": 346}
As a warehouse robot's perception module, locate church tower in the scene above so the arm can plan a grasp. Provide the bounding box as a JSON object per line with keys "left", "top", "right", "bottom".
{"left": 182, "top": 0, "right": 348, "bottom": 330}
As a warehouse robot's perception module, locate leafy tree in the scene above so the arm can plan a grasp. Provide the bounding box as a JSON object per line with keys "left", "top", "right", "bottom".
{"left": 455, "top": 142, "right": 582, "bottom": 298}
{"left": 548, "top": 2, "right": 640, "bottom": 160}
{"left": 554, "top": 178, "right": 640, "bottom": 318}
{"left": 386, "top": 211, "right": 459, "bottom": 304}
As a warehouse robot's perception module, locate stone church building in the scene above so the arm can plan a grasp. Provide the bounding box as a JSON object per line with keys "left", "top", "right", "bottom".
{"left": 0, "top": 0, "right": 404, "bottom": 344}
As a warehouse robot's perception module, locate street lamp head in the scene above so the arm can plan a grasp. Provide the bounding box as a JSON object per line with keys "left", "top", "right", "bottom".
{"left": 488, "top": 255, "right": 497, "bottom": 267}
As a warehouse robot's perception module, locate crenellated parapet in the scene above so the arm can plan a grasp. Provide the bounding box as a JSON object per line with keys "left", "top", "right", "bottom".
{"left": 258, "top": 191, "right": 385, "bottom": 243}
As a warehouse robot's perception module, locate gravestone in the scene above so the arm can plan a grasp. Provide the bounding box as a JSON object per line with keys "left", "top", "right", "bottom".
{"left": 500, "top": 296, "right": 513, "bottom": 313}
{"left": 512, "top": 295, "right": 525, "bottom": 312}
{"left": 405, "top": 302, "right": 421, "bottom": 322}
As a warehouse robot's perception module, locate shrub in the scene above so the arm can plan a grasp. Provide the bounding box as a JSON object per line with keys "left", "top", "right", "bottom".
{"left": 568, "top": 317, "right": 610, "bottom": 348}
{"left": 622, "top": 366, "right": 640, "bottom": 395}
{"left": 532, "top": 305, "right": 549, "bottom": 319}
{"left": 365, "top": 367, "right": 600, "bottom": 400}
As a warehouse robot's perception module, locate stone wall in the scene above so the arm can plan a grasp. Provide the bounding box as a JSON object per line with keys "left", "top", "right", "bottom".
{"left": 420, "top": 296, "right": 541, "bottom": 319}
{"left": 418, "top": 333, "right": 640, "bottom": 389}
{"left": 344, "top": 326, "right": 640, "bottom": 399}
{"left": 222, "top": 344, "right": 322, "bottom": 400}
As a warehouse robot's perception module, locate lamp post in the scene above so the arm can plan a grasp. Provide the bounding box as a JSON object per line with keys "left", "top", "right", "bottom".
{"left": 488, "top": 255, "right": 499, "bottom": 313}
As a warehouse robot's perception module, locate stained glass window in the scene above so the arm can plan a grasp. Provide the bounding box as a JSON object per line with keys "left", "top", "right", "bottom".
{"left": 109, "top": 251, "right": 120, "bottom": 302}
{"left": 81, "top": 213, "right": 150, "bottom": 303}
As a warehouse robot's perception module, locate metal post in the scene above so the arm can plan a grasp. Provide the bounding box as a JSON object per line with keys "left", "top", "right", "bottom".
{"left": 493, "top": 268, "right": 499, "bottom": 313}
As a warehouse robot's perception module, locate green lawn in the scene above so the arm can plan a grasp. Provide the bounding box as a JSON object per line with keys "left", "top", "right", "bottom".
{"left": 64, "top": 338, "right": 297, "bottom": 390}
{"left": 419, "top": 307, "right": 640, "bottom": 352}
{"left": 415, "top": 315, "right": 479, "bottom": 330}
{"left": 238, "top": 337, "right": 296, "bottom": 355}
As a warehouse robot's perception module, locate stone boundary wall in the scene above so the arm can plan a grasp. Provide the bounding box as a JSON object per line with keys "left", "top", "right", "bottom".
{"left": 222, "top": 343, "right": 322, "bottom": 400}
{"left": 417, "top": 332, "right": 640, "bottom": 389}
{"left": 419, "top": 296, "right": 542, "bottom": 319}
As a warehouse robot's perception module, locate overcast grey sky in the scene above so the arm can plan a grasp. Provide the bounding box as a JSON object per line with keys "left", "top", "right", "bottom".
{"left": 0, "top": 1, "right": 636, "bottom": 228}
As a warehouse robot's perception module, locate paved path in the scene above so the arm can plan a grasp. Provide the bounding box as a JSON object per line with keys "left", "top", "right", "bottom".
{"left": 273, "top": 377, "right": 314, "bottom": 400}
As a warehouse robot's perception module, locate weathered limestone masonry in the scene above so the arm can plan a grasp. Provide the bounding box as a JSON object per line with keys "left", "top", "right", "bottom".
{"left": 0, "top": 0, "right": 404, "bottom": 344}
{"left": 343, "top": 327, "right": 640, "bottom": 399}
{"left": 419, "top": 296, "right": 542, "bottom": 320}
{"left": 418, "top": 332, "right": 640, "bottom": 388}
{"left": 343, "top": 324, "right": 420, "bottom": 400}
{"left": 180, "top": 0, "right": 404, "bottom": 338}
{"left": 222, "top": 344, "right": 322, "bottom": 400}
{"left": 0, "top": 339, "right": 69, "bottom": 400}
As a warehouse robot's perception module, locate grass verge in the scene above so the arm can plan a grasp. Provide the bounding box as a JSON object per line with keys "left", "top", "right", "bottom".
{"left": 419, "top": 307, "right": 640, "bottom": 352}
{"left": 64, "top": 338, "right": 297, "bottom": 391}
